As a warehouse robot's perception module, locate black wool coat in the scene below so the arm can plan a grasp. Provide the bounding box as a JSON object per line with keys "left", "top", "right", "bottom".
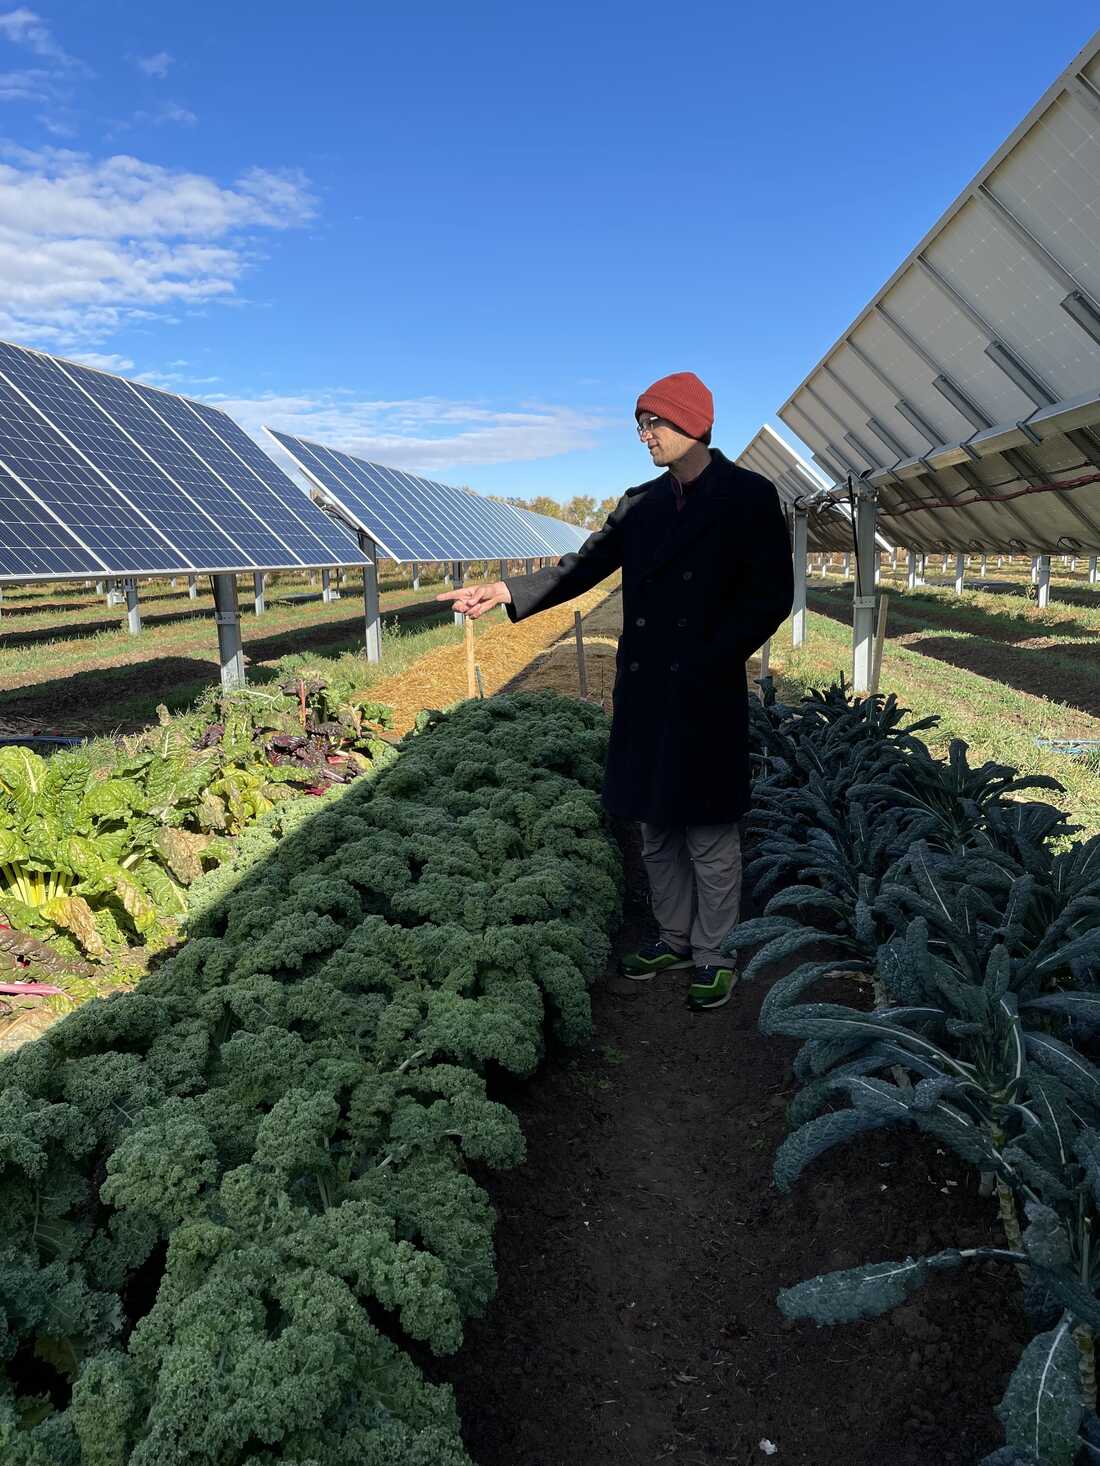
{"left": 505, "top": 449, "right": 794, "bottom": 826}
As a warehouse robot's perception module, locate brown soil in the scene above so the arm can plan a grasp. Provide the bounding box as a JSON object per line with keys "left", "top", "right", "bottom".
{"left": 429, "top": 593, "right": 1027, "bottom": 1463}
{"left": 436, "top": 829, "right": 1029, "bottom": 1466}
{"left": 363, "top": 580, "right": 621, "bottom": 733}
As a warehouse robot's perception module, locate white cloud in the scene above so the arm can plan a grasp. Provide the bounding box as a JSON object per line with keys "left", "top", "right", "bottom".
{"left": 136, "top": 50, "right": 172, "bottom": 78}
{"left": 0, "top": 64, "right": 47, "bottom": 98}
{"left": 0, "top": 8, "right": 73, "bottom": 64}
{"left": 214, "top": 391, "right": 611, "bottom": 472}
{"left": 0, "top": 145, "right": 315, "bottom": 346}
{"left": 128, "top": 100, "right": 197, "bottom": 128}
{"left": 67, "top": 350, "right": 134, "bottom": 371}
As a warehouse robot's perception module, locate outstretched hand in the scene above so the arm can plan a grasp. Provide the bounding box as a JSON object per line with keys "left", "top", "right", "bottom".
{"left": 435, "top": 579, "right": 512, "bottom": 620}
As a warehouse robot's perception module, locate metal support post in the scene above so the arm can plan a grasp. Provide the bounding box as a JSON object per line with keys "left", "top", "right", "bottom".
{"left": 758, "top": 638, "right": 771, "bottom": 679}
{"left": 169, "top": 578, "right": 177, "bottom": 589}
{"left": 124, "top": 578, "right": 141, "bottom": 634}
{"left": 253, "top": 571, "right": 265, "bottom": 615}
{"left": 321, "top": 569, "right": 335, "bottom": 603}
{"left": 955, "top": 553, "right": 965, "bottom": 594}
{"left": 792, "top": 510, "right": 808, "bottom": 647}
{"left": 499, "top": 560, "right": 507, "bottom": 580}
{"left": 211, "top": 574, "right": 246, "bottom": 689}
{"left": 852, "top": 484, "right": 878, "bottom": 695}
{"left": 1037, "top": 554, "right": 1052, "bottom": 608}
{"left": 95, "top": 579, "right": 105, "bottom": 594}
{"left": 942, "top": 553, "right": 950, "bottom": 575}
{"left": 907, "top": 549, "right": 917, "bottom": 591}
{"left": 358, "top": 532, "right": 382, "bottom": 663}
{"left": 452, "top": 561, "right": 465, "bottom": 625}
{"left": 411, "top": 561, "right": 420, "bottom": 590}
{"left": 842, "top": 553, "right": 850, "bottom": 579}
{"left": 524, "top": 558, "right": 533, "bottom": 575}
{"left": 1090, "top": 556, "right": 1098, "bottom": 585}
{"left": 980, "top": 555, "right": 987, "bottom": 578}
{"left": 1031, "top": 555, "right": 1039, "bottom": 584}
{"left": 188, "top": 574, "right": 197, "bottom": 600}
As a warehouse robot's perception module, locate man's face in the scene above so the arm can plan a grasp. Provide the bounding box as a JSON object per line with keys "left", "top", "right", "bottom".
{"left": 636, "top": 413, "right": 698, "bottom": 467}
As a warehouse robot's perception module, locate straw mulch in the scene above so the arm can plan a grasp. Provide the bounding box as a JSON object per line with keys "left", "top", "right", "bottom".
{"left": 365, "top": 583, "right": 621, "bottom": 733}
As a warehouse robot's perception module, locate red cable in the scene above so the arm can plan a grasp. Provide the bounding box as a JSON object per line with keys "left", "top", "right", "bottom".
{"left": 878, "top": 469, "right": 1100, "bottom": 517}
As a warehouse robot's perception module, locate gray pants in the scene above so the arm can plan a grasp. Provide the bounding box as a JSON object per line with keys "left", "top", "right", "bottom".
{"left": 639, "top": 822, "right": 742, "bottom": 968}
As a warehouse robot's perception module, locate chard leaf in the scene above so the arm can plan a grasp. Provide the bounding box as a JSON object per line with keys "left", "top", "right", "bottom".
{"left": 777, "top": 1250, "right": 962, "bottom": 1325}
{"left": 996, "top": 1319, "right": 1081, "bottom": 1466}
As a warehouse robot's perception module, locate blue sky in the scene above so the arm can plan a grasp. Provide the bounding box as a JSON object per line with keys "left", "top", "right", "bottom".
{"left": 0, "top": 1, "right": 1096, "bottom": 503}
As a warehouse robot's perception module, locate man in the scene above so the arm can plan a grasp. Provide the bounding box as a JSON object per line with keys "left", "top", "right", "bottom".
{"left": 438, "top": 372, "right": 793, "bottom": 1011}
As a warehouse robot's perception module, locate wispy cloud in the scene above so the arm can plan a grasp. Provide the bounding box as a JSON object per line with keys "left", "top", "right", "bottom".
{"left": 136, "top": 50, "right": 172, "bottom": 78}
{"left": 0, "top": 7, "right": 75, "bottom": 65}
{"left": 127, "top": 99, "right": 197, "bottom": 129}
{"left": 67, "top": 350, "right": 135, "bottom": 371}
{"left": 0, "top": 145, "right": 316, "bottom": 347}
{"left": 215, "top": 391, "right": 612, "bottom": 472}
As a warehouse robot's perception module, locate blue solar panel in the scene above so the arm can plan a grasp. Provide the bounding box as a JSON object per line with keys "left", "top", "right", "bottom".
{"left": 509, "top": 504, "right": 588, "bottom": 556}
{"left": 0, "top": 341, "right": 370, "bottom": 581}
{"left": 266, "top": 430, "right": 551, "bottom": 562}
{"left": 66, "top": 365, "right": 284, "bottom": 569}
{"left": 0, "top": 347, "right": 191, "bottom": 575}
{"left": 181, "top": 399, "right": 360, "bottom": 566}
{"left": 0, "top": 458, "right": 104, "bottom": 578}
{"left": 0, "top": 343, "right": 238, "bottom": 571}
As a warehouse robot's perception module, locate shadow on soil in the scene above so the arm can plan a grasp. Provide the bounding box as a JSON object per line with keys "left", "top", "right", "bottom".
{"left": 808, "top": 590, "right": 1100, "bottom": 720}
{"left": 0, "top": 602, "right": 456, "bottom": 735}
{"left": 812, "top": 583, "right": 1100, "bottom": 644}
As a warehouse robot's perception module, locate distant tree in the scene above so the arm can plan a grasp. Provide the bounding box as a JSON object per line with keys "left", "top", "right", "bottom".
{"left": 564, "top": 495, "right": 597, "bottom": 528}
{"left": 528, "top": 495, "right": 563, "bottom": 519}
{"left": 598, "top": 496, "right": 618, "bottom": 521}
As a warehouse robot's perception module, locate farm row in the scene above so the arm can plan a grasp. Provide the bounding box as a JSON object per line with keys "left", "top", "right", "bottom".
{"left": 732, "top": 682, "right": 1100, "bottom": 1464}
{"left": 0, "top": 692, "right": 622, "bottom": 1465}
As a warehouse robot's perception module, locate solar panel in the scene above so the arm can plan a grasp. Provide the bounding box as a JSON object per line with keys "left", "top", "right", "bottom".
{"left": 266, "top": 430, "right": 552, "bottom": 562}
{"left": 778, "top": 30, "right": 1100, "bottom": 554}
{"left": 0, "top": 347, "right": 191, "bottom": 574}
{"left": 506, "top": 504, "right": 587, "bottom": 556}
{"left": 0, "top": 340, "right": 370, "bottom": 582}
{"left": 181, "top": 398, "right": 359, "bottom": 566}
{"left": 0, "top": 458, "right": 105, "bottom": 577}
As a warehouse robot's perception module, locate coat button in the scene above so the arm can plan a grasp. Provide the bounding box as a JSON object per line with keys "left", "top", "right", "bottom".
{"left": 677, "top": 617, "right": 687, "bottom": 628}
{"left": 629, "top": 661, "right": 639, "bottom": 672}
{"left": 635, "top": 616, "right": 646, "bottom": 627}
{"left": 682, "top": 569, "right": 693, "bottom": 581}
{"left": 670, "top": 662, "right": 680, "bottom": 672}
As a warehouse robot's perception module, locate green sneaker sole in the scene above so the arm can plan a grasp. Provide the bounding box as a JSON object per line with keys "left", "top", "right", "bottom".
{"left": 686, "top": 971, "right": 738, "bottom": 1010}
{"left": 620, "top": 953, "right": 693, "bottom": 980}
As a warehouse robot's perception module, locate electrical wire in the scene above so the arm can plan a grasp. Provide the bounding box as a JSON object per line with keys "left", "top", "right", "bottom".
{"left": 876, "top": 469, "right": 1100, "bottom": 518}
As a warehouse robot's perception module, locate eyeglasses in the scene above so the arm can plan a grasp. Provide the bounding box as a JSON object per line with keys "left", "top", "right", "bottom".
{"left": 636, "top": 414, "right": 670, "bottom": 439}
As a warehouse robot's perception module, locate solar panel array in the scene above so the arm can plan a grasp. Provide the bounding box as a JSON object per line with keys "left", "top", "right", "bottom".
{"left": 266, "top": 429, "right": 587, "bottom": 563}
{"left": 779, "top": 30, "right": 1100, "bottom": 555}
{"left": 0, "top": 341, "right": 368, "bottom": 582}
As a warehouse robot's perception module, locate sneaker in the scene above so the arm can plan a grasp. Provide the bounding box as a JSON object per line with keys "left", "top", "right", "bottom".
{"left": 620, "top": 939, "right": 693, "bottom": 980}
{"left": 686, "top": 965, "right": 738, "bottom": 1010}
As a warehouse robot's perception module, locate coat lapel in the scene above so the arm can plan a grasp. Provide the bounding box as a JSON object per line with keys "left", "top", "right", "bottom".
{"left": 632, "top": 459, "right": 730, "bottom": 580}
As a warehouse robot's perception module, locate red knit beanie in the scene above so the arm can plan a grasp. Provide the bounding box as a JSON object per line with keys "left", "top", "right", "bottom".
{"left": 635, "top": 372, "right": 714, "bottom": 440}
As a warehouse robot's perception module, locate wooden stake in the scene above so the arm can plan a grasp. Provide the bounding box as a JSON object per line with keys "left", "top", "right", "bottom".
{"left": 464, "top": 618, "right": 476, "bottom": 698}
{"left": 573, "top": 611, "right": 588, "bottom": 698}
{"left": 870, "top": 592, "right": 889, "bottom": 694}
